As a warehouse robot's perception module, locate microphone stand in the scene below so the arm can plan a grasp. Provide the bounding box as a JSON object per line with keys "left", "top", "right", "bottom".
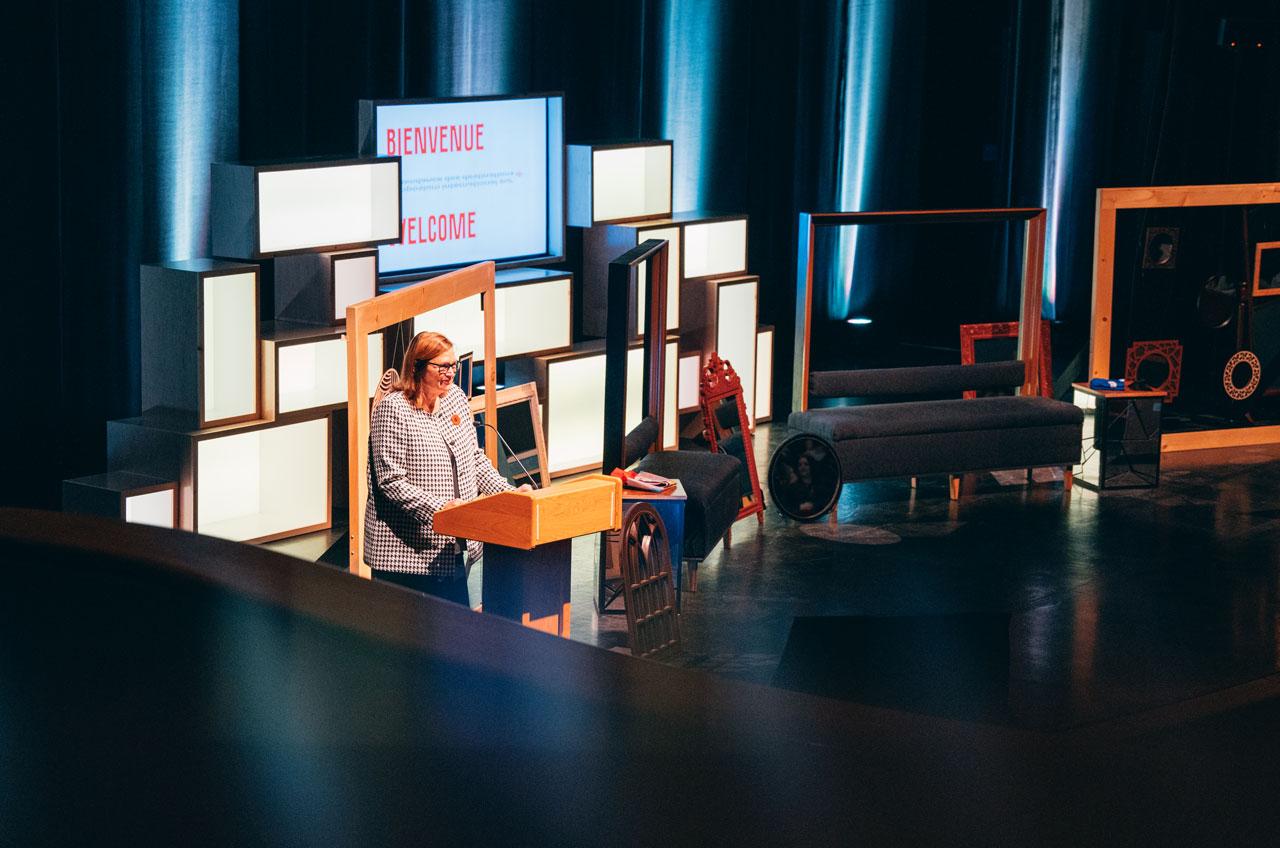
{"left": 476, "top": 420, "right": 542, "bottom": 490}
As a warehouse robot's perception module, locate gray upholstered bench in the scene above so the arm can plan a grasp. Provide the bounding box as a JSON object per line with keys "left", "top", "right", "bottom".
{"left": 787, "top": 361, "right": 1083, "bottom": 500}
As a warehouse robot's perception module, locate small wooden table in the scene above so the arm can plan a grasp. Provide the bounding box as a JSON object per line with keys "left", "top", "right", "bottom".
{"left": 1071, "top": 383, "right": 1166, "bottom": 490}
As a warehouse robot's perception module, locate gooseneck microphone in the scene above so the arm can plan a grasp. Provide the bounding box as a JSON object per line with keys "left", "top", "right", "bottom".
{"left": 476, "top": 420, "right": 541, "bottom": 489}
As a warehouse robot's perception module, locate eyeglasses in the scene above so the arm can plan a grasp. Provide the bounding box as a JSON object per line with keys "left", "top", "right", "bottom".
{"left": 422, "top": 360, "right": 458, "bottom": 374}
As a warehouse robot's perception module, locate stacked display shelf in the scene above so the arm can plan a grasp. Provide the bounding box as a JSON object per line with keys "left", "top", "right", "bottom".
{"left": 65, "top": 157, "right": 401, "bottom": 544}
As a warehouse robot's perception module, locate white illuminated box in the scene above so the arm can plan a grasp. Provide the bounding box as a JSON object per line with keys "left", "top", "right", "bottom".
{"left": 262, "top": 323, "right": 385, "bottom": 416}
{"left": 567, "top": 140, "right": 673, "bottom": 227}
{"left": 62, "top": 472, "right": 178, "bottom": 529}
{"left": 406, "top": 269, "right": 574, "bottom": 362}
{"left": 107, "top": 411, "right": 331, "bottom": 543}
{"left": 755, "top": 326, "right": 774, "bottom": 423}
{"left": 533, "top": 338, "right": 679, "bottom": 476}
{"left": 678, "top": 351, "right": 703, "bottom": 413}
{"left": 582, "top": 222, "right": 681, "bottom": 337}
{"left": 141, "top": 259, "right": 261, "bottom": 429}
{"left": 274, "top": 248, "right": 379, "bottom": 326}
{"left": 211, "top": 157, "right": 401, "bottom": 259}
{"left": 685, "top": 275, "right": 759, "bottom": 420}
{"left": 682, "top": 215, "right": 748, "bottom": 280}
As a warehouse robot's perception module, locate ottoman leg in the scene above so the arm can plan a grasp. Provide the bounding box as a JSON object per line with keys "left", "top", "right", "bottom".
{"left": 1063, "top": 467, "right": 1073, "bottom": 491}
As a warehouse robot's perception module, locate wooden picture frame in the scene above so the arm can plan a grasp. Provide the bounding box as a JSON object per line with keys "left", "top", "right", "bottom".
{"left": 345, "top": 262, "right": 499, "bottom": 576}
{"left": 699, "top": 353, "right": 765, "bottom": 525}
{"left": 794, "top": 208, "right": 1048, "bottom": 412}
{"left": 1089, "top": 182, "right": 1280, "bottom": 452}
{"left": 469, "top": 382, "right": 551, "bottom": 489}
{"left": 1252, "top": 240, "right": 1280, "bottom": 298}
{"left": 959, "top": 319, "right": 1053, "bottom": 399}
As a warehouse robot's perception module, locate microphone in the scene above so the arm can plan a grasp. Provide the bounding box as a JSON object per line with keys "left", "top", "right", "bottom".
{"left": 476, "top": 420, "right": 542, "bottom": 489}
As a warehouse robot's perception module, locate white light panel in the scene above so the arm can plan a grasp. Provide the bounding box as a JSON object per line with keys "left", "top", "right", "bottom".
{"left": 415, "top": 294, "right": 483, "bottom": 363}
{"left": 202, "top": 272, "right": 257, "bottom": 423}
{"left": 664, "top": 341, "right": 678, "bottom": 449}
{"left": 678, "top": 353, "right": 702, "bottom": 411}
{"left": 635, "top": 226, "right": 681, "bottom": 334}
{"left": 124, "top": 489, "right": 175, "bottom": 529}
{"left": 755, "top": 328, "right": 774, "bottom": 421}
{"left": 592, "top": 145, "right": 672, "bottom": 222}
{"left": 333, "top": 253, "right": 378, "bottom": 320}
{"left": 546, "top": 355, "right": 607, "bottom": 474}
{"left": 197, "top": 417, "right": 328, "bottom": 542}
{"left": 277, "top": 333, "right": 383, "bottom": 414}
{"left": 684, "top": 218, "right": 747, "bottom": 279}
{"left": 257, "top": 161, "right": 399, "bottom": 255}
{"left": 496, "top": 278, "right": 571, "bottom": 358}
{"left": 545, "top": 345, "right": 676, "bottom": 474}
{"left": 716, "top": 281, "right": 758, "bottom": 419}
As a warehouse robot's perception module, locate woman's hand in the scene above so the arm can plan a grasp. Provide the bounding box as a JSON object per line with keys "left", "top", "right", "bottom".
{"left": 441, "top": 499, "right": 465, "bottom": 510}
{"left": 516, "top": 483, "right": 533, "bottom": 492}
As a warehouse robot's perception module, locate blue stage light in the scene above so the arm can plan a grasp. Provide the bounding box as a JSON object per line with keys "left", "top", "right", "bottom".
{"left": 831, "top": 0, "right": 893, "bottom": 320}
{"left": 657, "top": 0, "right": 721, "bottom": 211}
{"left": 432, "top": 0, "right": 519, "bottom": 96}
{"left": 1039, "top": 0, "right": 1094, "bottom": 319}
{"left": 144, "top": 1, "right": 238, "bottom": 262}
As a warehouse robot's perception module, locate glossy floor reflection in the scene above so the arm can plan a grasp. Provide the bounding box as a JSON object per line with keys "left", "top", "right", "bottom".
{"left": 527, "top": 427, "right": 1280, "bottom": 731}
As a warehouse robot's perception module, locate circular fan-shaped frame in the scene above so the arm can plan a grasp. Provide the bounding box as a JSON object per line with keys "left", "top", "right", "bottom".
{"left": 1223, "top": 350, "right": 1262, "bottom": 401}
{"left": 767, "top": 433, "right": 843, "bottom": 521}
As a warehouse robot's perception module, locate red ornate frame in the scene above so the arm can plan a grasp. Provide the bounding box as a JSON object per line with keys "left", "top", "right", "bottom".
{"left": 959, "top": 319, "right": 1054, "bottom": 399}
{"left": 1124, "top": 339, "right": 1183, "bottom": 401}
{"left": 699, "top": 353, "right": 765, "bottom": 525}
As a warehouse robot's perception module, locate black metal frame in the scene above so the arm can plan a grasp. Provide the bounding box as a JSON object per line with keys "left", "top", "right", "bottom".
{"left": 602, "top": 239, "right": 669, "bottom": 475}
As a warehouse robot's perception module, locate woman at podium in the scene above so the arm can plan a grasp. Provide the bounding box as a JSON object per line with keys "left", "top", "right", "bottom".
{"left": 364, "top": 330, "right": 520, "bottom": 604}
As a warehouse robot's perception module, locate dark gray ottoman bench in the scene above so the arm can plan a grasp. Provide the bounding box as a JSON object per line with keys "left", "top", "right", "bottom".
{"left": 787, "top": 361, "right": 1083, "bottom": 500}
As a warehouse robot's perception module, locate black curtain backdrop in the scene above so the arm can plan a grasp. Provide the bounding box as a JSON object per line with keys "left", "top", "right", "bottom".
{"left": 6, "top": 0, "right": 1280, "bottom": 508}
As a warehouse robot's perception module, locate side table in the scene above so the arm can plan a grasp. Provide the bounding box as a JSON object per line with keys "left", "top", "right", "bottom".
{"left": 598, "top": 480, "right": 687, "bottom": 613}
{"left": 1071, "top": 383, "right": 1165, "bottom": 490}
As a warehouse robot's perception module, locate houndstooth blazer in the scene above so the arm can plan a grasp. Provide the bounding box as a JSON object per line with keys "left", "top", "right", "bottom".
{"left": 363, "top": 386, "right": 512, "bottom": 577}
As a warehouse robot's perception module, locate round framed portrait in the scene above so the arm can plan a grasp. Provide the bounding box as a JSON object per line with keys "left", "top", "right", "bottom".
{"left": 767, "top": 434, "right": 843, "bottom": 521}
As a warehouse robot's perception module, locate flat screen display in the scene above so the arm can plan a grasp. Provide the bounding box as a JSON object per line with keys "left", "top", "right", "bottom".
{"left": 359, "top": 94, "right": 565, "bottom": 276}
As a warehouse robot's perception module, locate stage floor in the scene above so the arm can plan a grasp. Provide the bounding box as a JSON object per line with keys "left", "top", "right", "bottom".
{"left": 530, "top": 425, "right": 1280, "bottom": 733}
{"left": 269, "top": 423, "right": 1280, "bottom": 734}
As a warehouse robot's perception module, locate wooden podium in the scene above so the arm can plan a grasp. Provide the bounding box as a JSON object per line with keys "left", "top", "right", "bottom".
{"left": 433, "top": 475, "right": 623, "bottom": 637}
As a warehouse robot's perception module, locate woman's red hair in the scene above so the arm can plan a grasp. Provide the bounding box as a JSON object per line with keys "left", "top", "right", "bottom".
{"left": 396, "top": 331, "right": 454, "bottom": 406}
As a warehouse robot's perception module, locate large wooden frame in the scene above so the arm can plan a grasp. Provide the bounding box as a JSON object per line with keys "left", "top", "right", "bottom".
{"left": 793, "top": 208, "right": 1048, "bottom": 412}
{"left": 1089, "top": 183, "right": 1280, "bottom": 452}
{"left": 468, "top": 382, "right": 551, "bottom": 489}
{"left": 345, "top": 262, "right": 498, "bottom": 575}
